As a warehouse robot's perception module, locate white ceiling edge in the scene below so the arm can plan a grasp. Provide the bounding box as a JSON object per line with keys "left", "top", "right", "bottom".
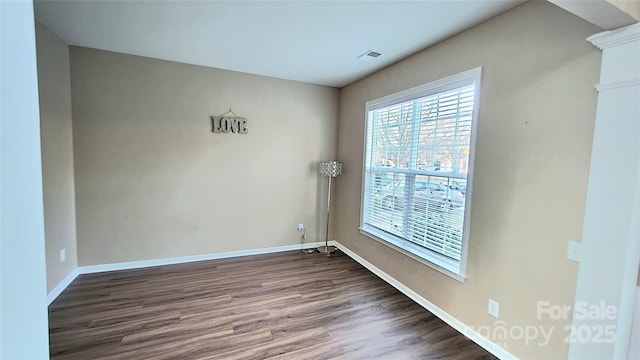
{"left": 548, "top": 0, "right": 638, "bottom": 30}
{"left": 34, "top": 0, "right": 524, "bottom": 88}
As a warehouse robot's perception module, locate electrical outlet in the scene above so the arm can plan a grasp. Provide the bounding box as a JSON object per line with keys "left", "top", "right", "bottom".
{"left": 60, "top": 248, "right": 66, "bottom": 263}
{"left": 488, "top": 299, "right": 500, "bottom": 318}
{"left": 297, "top": 224, "right": 305, "bottom": 232}
{"left": 567, "top": 241, "right": 581, "bottom": 262}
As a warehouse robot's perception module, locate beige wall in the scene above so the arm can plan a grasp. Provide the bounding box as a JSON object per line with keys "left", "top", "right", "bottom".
{"left": 607, "top": 0, "right": 640, "bottom": 21}
{"left": 35, "top": 21, "right": 78, "bottom": 292}
{"left": 70, "top": 47, "right": 338, "bottom": 266}
{"left": 334, "top": 2, "right": 602, "bottom": 358}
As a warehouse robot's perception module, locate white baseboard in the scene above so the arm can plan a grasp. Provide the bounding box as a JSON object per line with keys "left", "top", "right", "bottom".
{"left": 78, "top": 241, "right": 326, "bottom": 274}
{"left": 47, "top": 268, "right": 79, "bottom": 305}
{"left": 47, "top": 241, "right": 325, "bottom": 304}
{"left": 333, "top": 240, "right": 517, "bottom": 360}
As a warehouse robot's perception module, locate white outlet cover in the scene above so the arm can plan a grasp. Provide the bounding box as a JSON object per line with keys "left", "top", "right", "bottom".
{"left": 567, "top": 241, "right": 581, "bottom": 262}
{"left": 488, "top": 299, "right": 499, "bottom": 318}
{"left": 60, "top": 248, "right": 66, "bottom": 263}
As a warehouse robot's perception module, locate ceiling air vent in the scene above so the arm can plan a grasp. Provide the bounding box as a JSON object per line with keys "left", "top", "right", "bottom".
{"left": 357, "top": 50, "right": 382, "bottom": 61}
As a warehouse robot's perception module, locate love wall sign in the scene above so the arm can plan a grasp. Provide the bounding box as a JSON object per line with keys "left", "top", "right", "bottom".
{"left": 210, "top": 110, "right": 248, "bottom": 134}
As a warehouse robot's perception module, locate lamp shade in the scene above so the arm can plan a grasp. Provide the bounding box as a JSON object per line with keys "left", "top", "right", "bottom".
{"left": 319, "top": 161, "right": 343, "bottom": 178}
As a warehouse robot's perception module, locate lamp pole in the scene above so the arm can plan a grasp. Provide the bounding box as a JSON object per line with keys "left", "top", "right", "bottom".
{"left": 317, "top": 160, "right": 342, "bottom": 255}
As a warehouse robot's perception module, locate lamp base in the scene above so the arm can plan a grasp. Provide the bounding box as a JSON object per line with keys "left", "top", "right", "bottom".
{"left": 316, "top": 245, "right": 337, "bottom": 255}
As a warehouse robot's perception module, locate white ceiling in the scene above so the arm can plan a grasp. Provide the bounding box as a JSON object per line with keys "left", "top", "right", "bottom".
{"left": 34, "top": 0, "right": 524, "bottom": 88}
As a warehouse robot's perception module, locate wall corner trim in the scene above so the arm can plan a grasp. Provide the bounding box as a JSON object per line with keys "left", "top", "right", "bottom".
{"left": 595, "top": 78, "right": 640, "bottom": 92}
{"left": 587, "top": 22, "right": 640, "bottom": 49}
{"left": 333, "top": 240, "right": 518, "bottom": 360}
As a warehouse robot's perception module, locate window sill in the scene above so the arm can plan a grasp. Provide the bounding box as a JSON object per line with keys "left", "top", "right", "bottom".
{"left": 359, "top": 225, "right": 466, "bottom": 283}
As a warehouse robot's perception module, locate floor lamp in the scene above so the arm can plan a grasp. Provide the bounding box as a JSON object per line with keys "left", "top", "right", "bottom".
{"left": 317, "top": 160, "right": 342, "bottom": 255}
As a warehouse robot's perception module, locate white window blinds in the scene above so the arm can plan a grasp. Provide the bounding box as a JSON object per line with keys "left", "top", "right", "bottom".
{"left": 361, "top": 68, "right": 480, "bottom": 277}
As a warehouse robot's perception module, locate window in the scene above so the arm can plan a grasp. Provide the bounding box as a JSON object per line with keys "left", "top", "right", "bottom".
{"left": 360, "top": 67, "right": 481, "bottom": 280}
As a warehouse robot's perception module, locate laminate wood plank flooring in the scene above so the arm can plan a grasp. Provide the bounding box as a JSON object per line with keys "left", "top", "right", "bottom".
{"left": 49, "top": 250, "right": 496, "bottom": 360}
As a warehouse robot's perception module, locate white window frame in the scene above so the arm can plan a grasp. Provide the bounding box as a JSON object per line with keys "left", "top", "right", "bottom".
{"left": 359, "top": 67, "right": 481, "bottom": 282}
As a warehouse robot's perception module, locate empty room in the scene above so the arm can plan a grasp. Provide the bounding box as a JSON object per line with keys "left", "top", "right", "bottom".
{"left": 1, "top": 0, "right": 639, "bottom": 359}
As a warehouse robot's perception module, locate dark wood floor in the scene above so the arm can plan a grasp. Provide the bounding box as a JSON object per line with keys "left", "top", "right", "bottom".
{"left": 49, "top": 250, "right": 496, "bottom": 360}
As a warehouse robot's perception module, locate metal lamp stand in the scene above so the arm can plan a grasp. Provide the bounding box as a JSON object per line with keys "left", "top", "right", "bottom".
{"left": 317, "top": 161, "right": 342, "bottom": 256}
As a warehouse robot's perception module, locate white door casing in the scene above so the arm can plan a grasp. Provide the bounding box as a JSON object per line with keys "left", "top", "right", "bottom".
{"left": 570, "top": 23, "right": 640, "bottom": 359}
